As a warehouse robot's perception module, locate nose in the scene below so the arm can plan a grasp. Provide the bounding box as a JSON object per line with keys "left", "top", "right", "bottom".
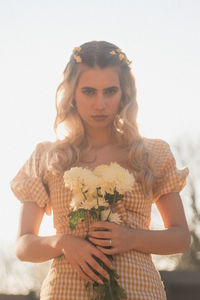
{"left": 94, "top": 93, "right": 106, "bottom": 110}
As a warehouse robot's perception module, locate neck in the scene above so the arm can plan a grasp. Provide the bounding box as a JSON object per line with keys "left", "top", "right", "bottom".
{"left": 86, "top": 127, "right": 117, "bottom": 148}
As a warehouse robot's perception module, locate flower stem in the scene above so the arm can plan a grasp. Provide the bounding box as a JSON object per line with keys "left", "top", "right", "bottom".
{"left": 108, "top": 283, "right": 115, "bottom": 300}
{"left": 96, "top": 187, "right": 101, "bottom": 221}
{"left": 106, "top": 188, "right": 117, "bottom": 221}
{"left": 86, "top": 210, "right": 90, "bottom": 236}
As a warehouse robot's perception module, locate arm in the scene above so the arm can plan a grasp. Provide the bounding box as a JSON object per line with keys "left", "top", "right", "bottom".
{"left": 88, "top": 192, "right": 191, "bottom": 255}
{"left": 16, "top": 202, "right": 113, "bottom": 284}
{"left": 130, "top": 192, "right": 190, "bottom": 254}
{"left": 15, "top": 202, "right": 63, "bottom": 262}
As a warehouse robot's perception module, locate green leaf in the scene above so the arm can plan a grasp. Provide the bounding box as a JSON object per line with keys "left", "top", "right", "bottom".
{"left": 89, "top": 208, "right": 98, "bottom": 220}
{"left": 67, "top": 209, "right": 87, "bottom": 230}
{"left": 104, "top": 192, "right": 123, "bottom": 204}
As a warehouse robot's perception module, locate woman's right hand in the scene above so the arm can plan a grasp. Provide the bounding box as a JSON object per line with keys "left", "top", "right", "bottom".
{"left": 57, "top": 234, "right": 113, "bottom": 284}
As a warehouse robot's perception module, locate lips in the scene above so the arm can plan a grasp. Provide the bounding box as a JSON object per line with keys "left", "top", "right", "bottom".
{"left": 91, "top": 115, "right": 108, "bottom": 121}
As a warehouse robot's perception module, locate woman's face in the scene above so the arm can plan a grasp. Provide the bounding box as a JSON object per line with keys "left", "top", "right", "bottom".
{"left": 75, "top": 67, "right": 122, "bottom": 131}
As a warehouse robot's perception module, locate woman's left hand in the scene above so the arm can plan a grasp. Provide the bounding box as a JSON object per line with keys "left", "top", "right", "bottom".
{"left": 88, "top": 221, "right": 134, "bottom": 255}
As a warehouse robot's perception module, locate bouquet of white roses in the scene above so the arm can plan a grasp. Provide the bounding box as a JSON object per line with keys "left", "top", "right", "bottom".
{"left": 63, "top": 162, "right": 134, "bottom": 300}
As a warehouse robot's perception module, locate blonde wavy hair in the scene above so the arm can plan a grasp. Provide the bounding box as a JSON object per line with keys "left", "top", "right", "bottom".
{"left": 46, "top": 41, "right": 156, "bottom": 197}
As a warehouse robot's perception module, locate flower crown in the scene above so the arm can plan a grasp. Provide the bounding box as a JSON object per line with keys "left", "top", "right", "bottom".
{"left": 73, "top": 47, "right": 82, "bottom": 63}
{"left": 72, "top": 46, "right": 132, "bottom": 66}
{"left": 109, "top": 48, "right": 132, "bottom": 66}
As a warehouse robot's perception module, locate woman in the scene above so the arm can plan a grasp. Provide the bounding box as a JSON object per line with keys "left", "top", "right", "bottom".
{"left": 10, "top": 41, "right": 190, "bottom": 299}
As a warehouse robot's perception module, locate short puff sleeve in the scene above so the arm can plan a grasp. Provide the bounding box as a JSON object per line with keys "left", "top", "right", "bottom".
{"left": 10, "top": 142, "right": 52, "bottom": 215}
{"left": 151, "top": 139, "right": 189, "bottom": 202}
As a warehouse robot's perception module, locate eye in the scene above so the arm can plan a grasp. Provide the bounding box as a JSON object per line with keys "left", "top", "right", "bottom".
{"left": 104, "top": 87, "right": 119, "bottom": 95}
{"left": 81, "top": 87, "right": 96, "bottom": 95}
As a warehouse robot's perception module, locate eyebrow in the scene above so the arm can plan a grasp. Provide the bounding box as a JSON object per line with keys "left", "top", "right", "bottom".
{"left": 81, "top": 86, "right": 119, "bottom": 90}
{"left": 103, "top": 86, "right": 119, "bottom": 91}
{"left": 81, "top": 87, "right": 96, "bottom": 90}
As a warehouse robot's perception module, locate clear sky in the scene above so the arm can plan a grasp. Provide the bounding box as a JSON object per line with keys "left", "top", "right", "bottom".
{"left": 0, "top": 0, "right": 199, "bottom": 246}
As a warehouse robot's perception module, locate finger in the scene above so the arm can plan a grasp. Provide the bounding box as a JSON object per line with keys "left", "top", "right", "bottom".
{"left": 88, "top": 257, "right": 110, "bottom": 281}
{"left": 80, "top": 262, "right": 104, "bottom": 284}
{"left": 92, "top": 248, "right": 113, "bottom": 270}
{"left": 90, "top": 221, "right": 115, "bottom": 230}
{"left": 89, "top": 230, "right": 111, "bottom": 239}
{"left": 72, "top": 263, "right": 93, "bottom": 283}
{"left": 89, "top": 236, "right": 111, "bottom": 247}
{"left": 96, "top": 245, "right": 118, "bottom": 255}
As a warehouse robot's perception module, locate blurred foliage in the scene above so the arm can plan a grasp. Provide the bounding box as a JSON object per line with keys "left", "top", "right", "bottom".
{"left": 0, "top": 243, "right": 50, "bottom": 296}
{"left": 173, "top": 136, "right": 200, "bottom": 270}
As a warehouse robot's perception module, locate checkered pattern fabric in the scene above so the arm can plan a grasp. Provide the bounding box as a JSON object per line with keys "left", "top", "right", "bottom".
{"left": 10, "top": 139, "right": 188, "bottom": 300}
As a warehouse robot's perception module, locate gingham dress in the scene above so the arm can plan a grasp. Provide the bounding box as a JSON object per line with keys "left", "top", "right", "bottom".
{"left": 10, "top": 138, "right": 189, "bottom": 300}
